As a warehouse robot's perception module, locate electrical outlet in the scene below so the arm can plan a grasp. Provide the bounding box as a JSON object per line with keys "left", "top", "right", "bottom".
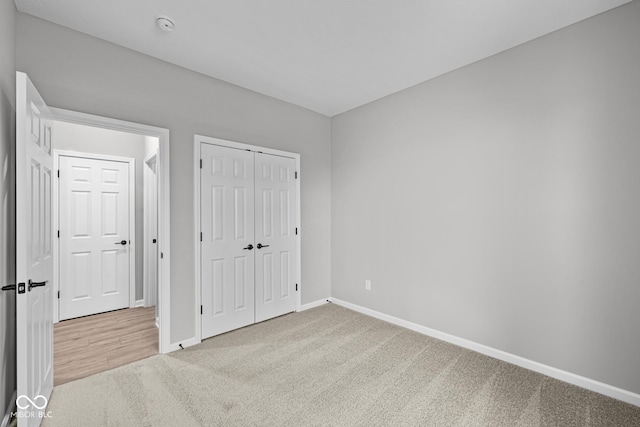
{"left": 365, "top": 279, "right": 371, "bottom": 291}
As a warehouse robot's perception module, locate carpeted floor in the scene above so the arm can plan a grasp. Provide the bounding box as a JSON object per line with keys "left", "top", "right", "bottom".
{"left": 41, "top": 303, "right": 640, "bottom": 426}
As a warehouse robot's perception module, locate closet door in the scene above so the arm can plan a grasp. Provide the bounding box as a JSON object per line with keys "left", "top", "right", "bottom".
{"left": 201, "top": 144, "right": 255, "bottom": 339}
{"left": 254, "top": 153, "right": 298, "bottom": 322}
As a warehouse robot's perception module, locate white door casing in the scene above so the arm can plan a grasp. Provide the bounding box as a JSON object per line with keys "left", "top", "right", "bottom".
{"left": 198, "top": 138, "right": 300, "bottom": 340}
{"left": 144, "top": 153, "right": 158, "bottom": 315}
{"left": 47, "top": 108, "right": 170, "bottom": 353}
{"left": 16, "top": 71, "right": 54, "bottom": 426}
{"left": 254, "top": 153, "right": 298, "bottom": 322}
{"left": 58, "top": 155, "right": 132, "bottom": 320}
{"left": 200, "top": 144, "right": 255, "bottom": 338}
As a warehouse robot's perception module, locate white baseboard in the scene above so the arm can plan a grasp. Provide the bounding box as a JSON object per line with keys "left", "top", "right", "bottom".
{"left": 1, "top": 391, "right": 16, "bottom": 427}
{"left": 167, "top": 336, "right": 200, "bottom": 353}
{"left": 330, "top": 298, "right": 640, "bottom": 408}
{"left": 298, "top": 299, "right": 331, "bottom": 312}
{"left": 134, "top": 299, "right": 145, "bottom": 308}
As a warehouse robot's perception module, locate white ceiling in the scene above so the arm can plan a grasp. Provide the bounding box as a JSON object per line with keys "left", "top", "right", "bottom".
{"left": 15, "top": 0, "right": 632, "bottom": 116}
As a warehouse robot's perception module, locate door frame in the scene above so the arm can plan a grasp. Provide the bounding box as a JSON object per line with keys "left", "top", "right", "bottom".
{"left": 193, "top": 135, "right": 302, "bottom": 343}
{"left": 49, "top": 108, "right": 172, "bottom": 354}
{"left": 53, "top": 150, "right": 136, "bottom": 321}
{"left": 143, "top": 150, "right": 158, "bottom": 309}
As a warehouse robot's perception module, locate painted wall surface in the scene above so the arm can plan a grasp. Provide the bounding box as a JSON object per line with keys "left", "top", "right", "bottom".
{"left": 0, "top": 0, "right": 16, "bottom": 418}
{"left": 54, "top": 121, "right": 149, "bottom": 301}
{"left": 332, "top": 2, "right": 640, "bottom": 394}
{"left": 16, "top": 13, "right": 332, "bottom": 343}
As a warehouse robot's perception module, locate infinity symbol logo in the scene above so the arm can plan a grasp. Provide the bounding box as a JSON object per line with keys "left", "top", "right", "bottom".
{"left": 16, "top": 395, "right": 48, "bottom": 410}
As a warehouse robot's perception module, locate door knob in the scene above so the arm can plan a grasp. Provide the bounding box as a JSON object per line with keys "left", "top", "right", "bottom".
{"left": 1, "top": 284, "right": 16, "bottom": 292}
{"left": 115, "top": 240, "right": 128, "bottom": 245}
{"left": 256, "top": 243, "right": 270, "bottom": 249}
{"left": 28, "top": 280, "right": 48, "bottom": 291}
{"left": 243, "top": 244, "right": 254, "bottom": 250}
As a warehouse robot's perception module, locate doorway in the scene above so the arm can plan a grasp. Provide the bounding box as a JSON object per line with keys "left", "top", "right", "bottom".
{"left": 49, "top": 108, "right": 170, "bottom": 355}
{"left": 50, "top": 120, "right": 163, "bottom": 384}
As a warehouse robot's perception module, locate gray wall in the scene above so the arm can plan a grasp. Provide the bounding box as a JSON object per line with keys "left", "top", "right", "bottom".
{"left": 0, "top": 0, "right": 16, "bottom": 418}
{"left": 332, "top": 1, "right": 640, "bottom": 395}
{"left": 54, "top": 121, "right": 150, "bottom": 301}
{"left": 16, "top": 13, "right": 332, "bottom": 343}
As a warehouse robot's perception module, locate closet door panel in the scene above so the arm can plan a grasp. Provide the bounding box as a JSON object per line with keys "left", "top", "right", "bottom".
{"left": 201, "top": 144, "right": 255, "bottom": 338}
{"left": 254, "top": 153, "right": 297, "bottom": 322}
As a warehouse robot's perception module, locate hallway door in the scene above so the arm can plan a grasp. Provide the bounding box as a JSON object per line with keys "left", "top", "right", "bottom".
{"left": 58, "top": 155, "right": 132, "bottom": 320}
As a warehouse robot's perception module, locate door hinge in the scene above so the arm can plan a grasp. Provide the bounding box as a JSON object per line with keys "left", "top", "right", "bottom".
{"left": 295, "top": 171, "right": 298, "bottom": 179}
{"left": 57, "top": 170, "right": 60, "bottom": 178}
{"left": 296, "top": 284, "right": 298, "bottom": 291}
{"left": 201, "top": 305, "right": 203, "bottom": 315}
{"left": 57, "top": 230, "right": 60, "bottom": 238}
{"left": 57, "top": 291, "right": 60, "bottom": 299}
{"left": 161, "top": 252, "right": 164, "bottom": 259}
{"left": 200, "top": 159, "right": 202, "bottom": 169}
{"left": 295, "top": 227, "right": 298, "bottom": 235}
{"left": 200, "top": 232, "right": 203, "bottom": 242}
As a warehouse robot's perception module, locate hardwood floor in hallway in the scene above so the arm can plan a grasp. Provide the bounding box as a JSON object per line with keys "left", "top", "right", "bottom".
{"left": 54, "top": 306, "right": 158, "bottom": 386}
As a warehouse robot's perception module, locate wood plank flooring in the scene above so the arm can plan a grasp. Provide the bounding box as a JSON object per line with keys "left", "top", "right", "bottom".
{"left": 54, "top": 306, "right": 158, "bottom": 386}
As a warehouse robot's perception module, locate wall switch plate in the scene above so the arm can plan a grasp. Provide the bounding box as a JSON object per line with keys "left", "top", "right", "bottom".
{"left": 365, "top": 279, "right": 371, "bottom": 291}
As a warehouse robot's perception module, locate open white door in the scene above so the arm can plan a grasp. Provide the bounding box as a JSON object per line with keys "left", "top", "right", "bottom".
{"left": 16, "top": 72, "right": 54, "bottom": 426}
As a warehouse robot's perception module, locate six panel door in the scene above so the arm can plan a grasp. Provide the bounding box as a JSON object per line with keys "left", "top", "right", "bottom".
{"left": 254, "top": 153, "right": 297, "bottom": 322}
{"left": 201, "top": 144, "right": 255, "bottom": 339}
{"left": 16, "top": 71, "right": 54, "bottom": 426}
{"left": 59, "top": 156, "right": 131, "bottom": 320}
{"left": 200, "top": 143, "right": 298, "bottom": 338}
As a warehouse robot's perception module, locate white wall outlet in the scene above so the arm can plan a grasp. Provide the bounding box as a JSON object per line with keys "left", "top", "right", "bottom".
{"left": 365, "top": 279, "right": 371, "bottom": 291}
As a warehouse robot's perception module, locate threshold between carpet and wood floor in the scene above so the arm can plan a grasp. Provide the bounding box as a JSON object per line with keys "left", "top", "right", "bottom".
{"left": 43, "top": 304, "right": 639, "bottom": 426}
{"left": 54, "top": 306, "right": 158, "bottom": 386}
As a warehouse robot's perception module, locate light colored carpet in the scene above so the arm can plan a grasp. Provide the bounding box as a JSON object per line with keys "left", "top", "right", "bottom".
{"left": 41, "top": 303, "right": 640, "bottom": 426}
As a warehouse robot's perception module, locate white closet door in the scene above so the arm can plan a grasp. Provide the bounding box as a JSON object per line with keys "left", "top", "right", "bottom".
{"left": 201, "top": 144, "right": 255, "bottom": 339}
{"left": 254, "top": 153, "right": 297, "bottom": 322}
{"left": 59, "top": 156, "right": 131, "bottom": 320}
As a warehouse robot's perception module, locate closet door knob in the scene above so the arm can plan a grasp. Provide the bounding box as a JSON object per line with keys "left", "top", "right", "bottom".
{"left": 256, "top": 243, "right": 270, "bottom": 249}
{"left": 243, "top": 244, "right": 254, "bottom": 250}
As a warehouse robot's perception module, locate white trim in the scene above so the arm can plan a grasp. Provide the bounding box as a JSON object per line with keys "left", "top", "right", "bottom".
{"left": 50, "top": 107, "right": 171, "bottom": 355}
{"left": 134, "top": 299, "right": 145, "bottom": 308}
{"left": 295, "top": 156, "right": 301, "bottom": 312}
{"left": 193, "top": 139, "right": 202, "bottom": 346}
{"left": 1, "top": 391, "right": 16, "bottom": 427}
{"left": 298, "top": 299, "right": 331, "bottom": 312}
{"left": 143, "top": 150, "right": 158, "bottom": 308}
{"left": 53, "top": 150, "right": 136, "bottom": 318}
{"left": 194, "top": 135, "right": 302, "bottom": 344}
{"left": 330, "top": 298, "right": 640, "bottom": 408}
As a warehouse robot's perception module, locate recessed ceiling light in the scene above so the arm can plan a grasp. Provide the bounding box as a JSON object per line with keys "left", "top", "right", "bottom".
{"left": 156, "top": 15, "right": 175, "bottom": 32}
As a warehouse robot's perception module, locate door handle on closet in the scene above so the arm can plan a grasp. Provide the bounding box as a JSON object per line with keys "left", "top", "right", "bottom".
{"left": 28, "top": 280, "right": 48, "bottom": 291}
{"left": 115, "top": 240, "right": 128, "bottom": 245}
{"left": 256, "top": 243, "right": 270, "bottom": 249}
{"left": 243, "top": 244, "right": 254, "bottom": 250}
